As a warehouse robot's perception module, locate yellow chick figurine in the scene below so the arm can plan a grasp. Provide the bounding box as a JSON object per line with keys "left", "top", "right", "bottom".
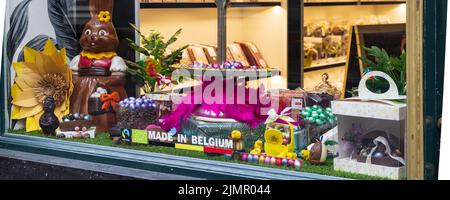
{"left": 277, "top": 151, "right": 287, "bottom": 158}
{"left": 286, "top": 152, "right": 298, "bottom": 159}
{"left": 301, "top": 149, "right": 310, "bottom": 161}
{"left": 250, "top": 140, "right": 263, "bottom": 155}
{"left": 231, "top": 130, "right": 244, "bottom": 151}
{"left": 231, "top": 130, "right": 242, "bottom": 140}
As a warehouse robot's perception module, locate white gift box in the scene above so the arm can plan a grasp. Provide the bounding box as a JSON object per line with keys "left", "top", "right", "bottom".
{"left": 331, "top": 71, "right": 407, "bottom": 180}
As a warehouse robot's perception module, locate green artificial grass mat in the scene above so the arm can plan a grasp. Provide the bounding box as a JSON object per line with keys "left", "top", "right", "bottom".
{"left": 7, "top": 129, "right": 387, "bottom": 180}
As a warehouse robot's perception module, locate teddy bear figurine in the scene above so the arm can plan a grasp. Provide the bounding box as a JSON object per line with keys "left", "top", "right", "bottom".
{"left": 69, "top": 0, "right": 127, "bottom": 133}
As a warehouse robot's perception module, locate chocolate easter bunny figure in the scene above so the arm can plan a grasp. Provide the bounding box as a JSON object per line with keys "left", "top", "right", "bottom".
{"left": 69, "top": 0, "right": 127, "bottom": 132}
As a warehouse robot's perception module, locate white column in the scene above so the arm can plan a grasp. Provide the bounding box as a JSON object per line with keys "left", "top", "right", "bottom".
{"left": 439, "top": 1, "right": 450, "bottom": 180}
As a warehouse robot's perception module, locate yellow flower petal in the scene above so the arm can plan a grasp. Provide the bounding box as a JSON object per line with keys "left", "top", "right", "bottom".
{"left": 12, "top": 88, "right": 39, "bottom": 109}
{"left": 16, "top": 104, "right": 43, "bottom": 119}
{"left": 11, "top": 84, "right": 22, "bottom": 100}
{"left": 11, "top": 105, "right": 21, "bottom": 119}
{"left": 43, "top": 39, "right": 58, "bottom": 56}
{"left": 14, "top": 73, "right": 41, "bottom": 89}
{"left": 35, "top": 52, "right": 57, "bottom": 75}
{"left": 26, "top": 116, "right": 40, "bottom": 132}
{"left": 34, "top": 111, "right": 44, "bottom": 128}
{"left": 60, "top": 48, "right": 67, "bottom": 64}
{"left": 23, "top": 47, "right": 38, "bottom": 63}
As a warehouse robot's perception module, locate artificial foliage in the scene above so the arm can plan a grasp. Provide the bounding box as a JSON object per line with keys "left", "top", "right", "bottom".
{"left": 359, "top": 46, "right": 407, "bottom": 95}
{"left": 126, "top": 24, "right": 188, "bottom": 93}
{"left": 9, "top": 129, "right": 387, "bottom": 180}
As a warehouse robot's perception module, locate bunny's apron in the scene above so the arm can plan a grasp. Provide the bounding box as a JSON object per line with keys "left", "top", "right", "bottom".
{"left": 70, "top": 52, "right": 127, "bottom": 132}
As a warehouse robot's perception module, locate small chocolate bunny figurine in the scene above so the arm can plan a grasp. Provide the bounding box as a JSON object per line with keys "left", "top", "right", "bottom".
{"left": 69, "top": 0, "right": 127, "bottom": 132}
{"left": 39, "top": 97, "right": 60, "bottom": 136}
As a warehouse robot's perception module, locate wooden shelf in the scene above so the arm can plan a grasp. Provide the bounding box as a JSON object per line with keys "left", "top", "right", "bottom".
{"left": 304, "top": 59, "right": 346, "bottom": 72}
{"left": 304, "top": 1, "right": 405, "bottom": 7}
{"left": 140, "top": 2, "right": 281, "bottom": 9}
{"left": 171, "top": 66, "right": 281, "bottom": 78}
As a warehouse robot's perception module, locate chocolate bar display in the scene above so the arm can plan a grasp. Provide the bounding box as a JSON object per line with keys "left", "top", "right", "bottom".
{"left": 236, "top": 42, "right": 268, "bottom": 68}
{"left": 180, "top": 49, "right": 194, "bottom": 65}
{"left": 200, "top": 45, "right": 219, "bottom": 65}
{"left": 227, "top": 44, "right": 250, "bottom": 67}
{"left": 187, "top": 45, "right": 210, "bottom": 65}
{"left": 175, "top": 42, "right": 270, "bottom": 69}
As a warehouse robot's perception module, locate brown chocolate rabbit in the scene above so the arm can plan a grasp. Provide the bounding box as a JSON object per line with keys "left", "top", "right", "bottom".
{"left": 69, "top": 0, "right": 127, "bottom": 133}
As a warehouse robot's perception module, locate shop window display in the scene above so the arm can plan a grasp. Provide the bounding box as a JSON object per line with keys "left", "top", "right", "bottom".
{"left": 1, "top": 0, "right": 410, "bottom": 180}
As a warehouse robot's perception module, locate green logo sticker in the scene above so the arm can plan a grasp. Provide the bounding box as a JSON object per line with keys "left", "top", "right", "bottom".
{"left": 131, "top": 129, "right": 148, "bottom": 145}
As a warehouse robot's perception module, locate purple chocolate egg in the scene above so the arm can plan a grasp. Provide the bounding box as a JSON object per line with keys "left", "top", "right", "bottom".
{"left": 282, "top": 158, "right": 288, "bottom": 166}
{"left": 264, "top": 157, "right": 271, "bottom": 164}
{"left": 247, "top": 155, "right": 253, "bottom": 162}
{"left": 288, "top": 159, "right": 295, "bottom": 167}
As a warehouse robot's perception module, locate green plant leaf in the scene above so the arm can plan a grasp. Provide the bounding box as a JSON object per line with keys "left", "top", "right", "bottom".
{"left": 130, "top": 23, "right": 149, "bottom": 44}
{"left": 127, "top": 38, "right": 150, "bottom": 56}
{"left": 324, "top": 140, "right": 338, "bottom": 146}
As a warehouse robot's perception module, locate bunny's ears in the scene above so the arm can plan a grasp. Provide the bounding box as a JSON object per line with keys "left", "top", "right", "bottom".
{"left": 89, "top": 0, "right": 114, "bottom": 19}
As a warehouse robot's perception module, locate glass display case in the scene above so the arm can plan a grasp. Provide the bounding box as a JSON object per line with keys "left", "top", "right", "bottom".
{"left": 0, "top": 0, "right": 441, "bottom": 180}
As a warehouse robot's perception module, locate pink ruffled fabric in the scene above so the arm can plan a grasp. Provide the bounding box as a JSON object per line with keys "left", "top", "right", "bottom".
{"left": 160, "top": 79, "right": 272, "bottom": 131}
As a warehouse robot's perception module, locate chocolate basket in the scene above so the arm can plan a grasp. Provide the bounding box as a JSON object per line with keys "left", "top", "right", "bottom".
{"left": 60, "top": 120, "right": 94, "bottom": 132}
{"left": 88, "top": 97, "right": 108, "bottom": 115}
{"left": 79, "top": 66, "right": 111, "bottom": 76}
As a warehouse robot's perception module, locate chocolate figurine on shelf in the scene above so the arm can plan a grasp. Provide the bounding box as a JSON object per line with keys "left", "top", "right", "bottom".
{"left": 39, "top": 97, "right": 60, "bottom": 136}
{"left": 313, "top": 73, "right": 342, "bottom": 99}
{"left": 69, "top": 0, "right": 127, "bottom": 133}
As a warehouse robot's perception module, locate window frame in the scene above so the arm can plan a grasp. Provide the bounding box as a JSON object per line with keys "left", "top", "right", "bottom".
{"left": 0, "top": 0, "right": 441, "bottom": 180}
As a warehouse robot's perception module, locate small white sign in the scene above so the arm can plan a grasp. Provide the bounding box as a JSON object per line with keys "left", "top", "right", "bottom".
{"left": 291, "top": 98, "right": 304, "bottom": 110}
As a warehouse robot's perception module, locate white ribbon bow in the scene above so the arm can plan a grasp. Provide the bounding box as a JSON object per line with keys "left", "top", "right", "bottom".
{"left": 366, "top": 136, "right": 406, "bottom": 165}
{"left": 265, "top": 107, "right": 295, "bottom": 124}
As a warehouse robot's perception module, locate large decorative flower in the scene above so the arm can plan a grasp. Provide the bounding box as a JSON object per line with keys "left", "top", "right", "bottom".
{"left": 98, "top": 11, "right": 111, "bottom": 22}
{"left": 11, "top": 39, "right": 73, "bottom": 132}
{"left": 265, "top": 129, "right": 283, "bottom": 145}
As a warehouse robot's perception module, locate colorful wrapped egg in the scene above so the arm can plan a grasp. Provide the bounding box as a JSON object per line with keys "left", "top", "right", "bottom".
{"left": 253, "top": 155, "right": 259, "bottom": 163}
{"left": 315, "top": 119, "right": 324, "bottom": 126}
{"left": 282, "top": 158, "right": 288, "bottom": 166}
{"left": 264, "top": 157, "right": 271, "bottom": 164}
{"left": 247, "top": 154, "right": 253, "bottom": 162}
{"left": 305, "top": 107, "right": 312, "bottom": 112}
{"left": 275, "top": 158, "right": 282, "bottom": 166}
{"left": 302, "top": 111, "right": 310, "bottom": 117}
{"left": 242, "top": 153, "right": 248, "bottom": 162}
{"left": 259, "top": 155, "right": 266, "bottom": 164}
{"left": 288, "top": 159, "right": 295, "bottom": 167}
{"left": 294, "top": 160, "right": 302, "bottom": 169}
{"left": 270, "top": 157, "right": 276, "bottom": 165}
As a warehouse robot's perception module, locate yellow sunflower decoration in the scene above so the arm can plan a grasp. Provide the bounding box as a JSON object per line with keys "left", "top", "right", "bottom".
{"left": 11, "top": 39, "right": 73, "bottom": 132}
